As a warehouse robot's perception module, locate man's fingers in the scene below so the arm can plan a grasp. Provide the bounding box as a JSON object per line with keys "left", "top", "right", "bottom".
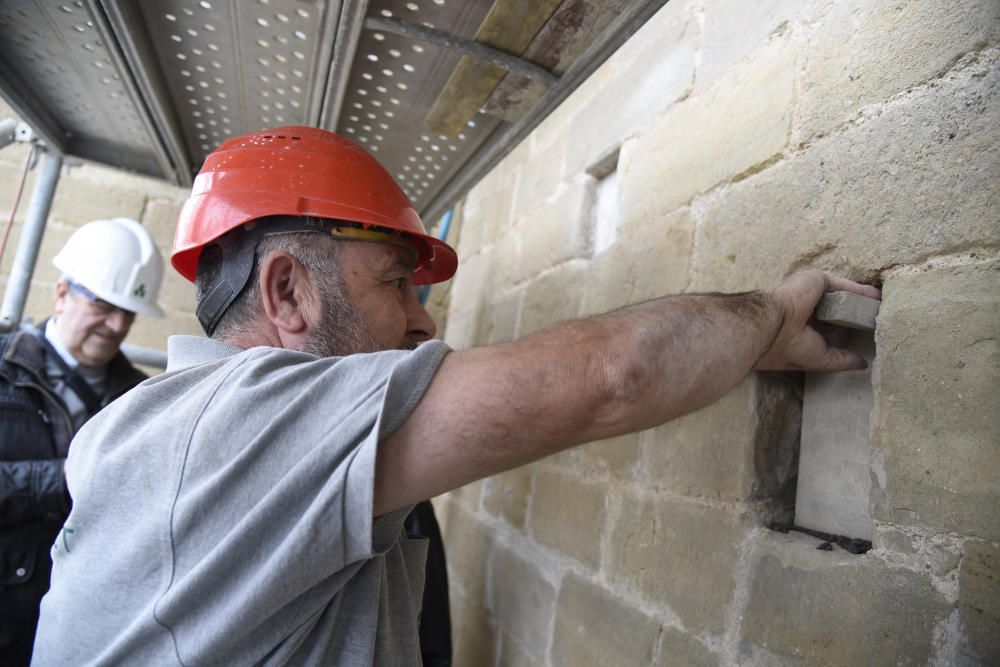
{"left": 824, "top": 274, "right": 882, "bottom": 300}
{"left": 817, "top": 346, "right": 868, "bottom": 372}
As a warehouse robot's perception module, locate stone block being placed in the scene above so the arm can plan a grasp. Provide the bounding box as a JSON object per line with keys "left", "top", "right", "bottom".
{"left": 875, "top": 259, "right": 1000, "bottom": 542}
{"left": 528, "top": 469, "right": 607, "bottom": 570}
{"left": 958, "top": 540, "right": 1000, "bottom": 664}
{"left": 608, "top": 493, "right": 748, "bottom": 633}
{"left": 796, "top": 329, "right": 876, "bottom": 541}
{"left": 799, "top": 0, "right": 1000, "bottom": 142}
{"left": 740, "top": 531, "right": 951, "bottom": 664}
{"left": 550, "top": 573, "right": 661, "bottom": 667}
{"left": 620, "top": 31, "right": 795, "bottom": 219}
{"left": 690, "top": 53, "right": 1000, "bottom": 292}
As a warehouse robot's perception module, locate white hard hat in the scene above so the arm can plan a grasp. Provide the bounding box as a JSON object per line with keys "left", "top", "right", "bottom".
{"left": 52, "top": 218, "right": 165, "bottom": 317}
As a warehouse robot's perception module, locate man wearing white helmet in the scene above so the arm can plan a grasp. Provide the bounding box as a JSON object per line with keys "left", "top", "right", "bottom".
{"left": 0, "top": 218, "right": 164, "bottom": 666}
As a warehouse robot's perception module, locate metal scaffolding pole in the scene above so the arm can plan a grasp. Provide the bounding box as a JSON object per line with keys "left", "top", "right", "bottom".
{"left": 0, "top": 151, "right": 63, "bottom": 333}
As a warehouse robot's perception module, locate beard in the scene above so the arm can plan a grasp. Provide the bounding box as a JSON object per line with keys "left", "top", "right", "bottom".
{"left": 299, "top": 270, "right": 383, "bottom": 357}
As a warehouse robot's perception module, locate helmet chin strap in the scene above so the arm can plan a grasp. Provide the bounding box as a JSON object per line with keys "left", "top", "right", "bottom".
{"left": 196, "top": 217, "right": 419, "bottom": 337}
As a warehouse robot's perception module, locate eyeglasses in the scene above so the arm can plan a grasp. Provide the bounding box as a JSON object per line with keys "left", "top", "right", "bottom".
{"left": 68, "top": 282, "right": 136, "bottom": 319}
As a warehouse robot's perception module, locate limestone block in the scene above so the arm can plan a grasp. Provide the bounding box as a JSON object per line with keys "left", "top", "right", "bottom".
{"left": 157, "top": 271, "right": 197, "bottom": 314}
{"left": 528, "top": 469, "right": 607, "bottom": 569}
{"left": 0, "top": 161, "right": 38, "bottom": 221}
{"left": 958, "top": 540, "right": 1000, "bottom": 664}
{"left": 141, "top": 198, "right": 184, "bottom": 246}
{"left": 126, "top": 311, "right": 202, "bottom": 349}
{"left": 551, "top": 573, "right": 661, "bottom": 666}
{"left": 874, "top": 260, "right": 1000, "bottom": 541}
{"left": 641, "top": 374, "right": 799, "bottom": 507}
{"left": 580, "top": 207, "right": 693, "bottom": 316}
{"left": 564, "top": 0, "right": 696, "bottom": 173}
{"left": 800, "top": 0, "right": 1000, "bottom": 142}
{"left": 690, "top": 55, "right": 1000, "bottom": 292}
{"left": 482, "top": 466, "right": 533, "bottom": 530}
{"left": 477, "top": 289, "right": 521, "bottom": 345}
{"left": 620, "top": 32, "right": 795, "bottom": 219}
{"left": 740, "top": 530, "right": 951, "bottom": 664}
{"left": 513, "top": 125, "right": 571, "bottom": 216}
{"left": 451, "top": 593, "right": 497, "bottom": 667}
{"left": 656, "top": 627, "right": 719, "bottom": 666}
{"left": 486, "top": 543, "right": 557, "bottom": 657}
{"left": 497, "top": 631, "right": 544, "bottom": 667}
{"left": 608, "top": 493, "right": 748, "bottom": 633}
{"left": 518, "top": 261, "right": 586, "bottom": 337}
{"left": 49, "top": 174, "right": 147, "bottom": 226}
{"left": 699, "top": 0, "right": 816, "bottom": 90}
{"left": 509, "top": 181, "right": 592, "bottom": 286}
{"left": 441, "top": 308, "right": 477, "bottom": 350}
{"left": 439, "top": 504, "right": 492, "bottom": 599}
{"left": 574, "top": 432, "right": 641, "bottom": 480}
{"left": 0, "top": 221, "right": 73, "bottom": 283}
{"left": 488, "top": 228, "right": 522, "bottom": 288}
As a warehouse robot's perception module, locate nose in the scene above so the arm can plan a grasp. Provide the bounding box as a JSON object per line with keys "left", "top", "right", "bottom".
{"left": 104, "top": 308, "right": 135, "bottom": 335}
{"left": 405, "top": 287, "right": 436, "bottom": 343}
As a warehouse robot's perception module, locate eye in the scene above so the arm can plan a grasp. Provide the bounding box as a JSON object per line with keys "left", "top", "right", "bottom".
{"left": 390, "top": 277, "right": 405, "bottom": 291}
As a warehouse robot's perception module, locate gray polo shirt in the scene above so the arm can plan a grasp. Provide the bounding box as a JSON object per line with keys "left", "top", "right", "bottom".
{"left": 32, "top": 336, "right": 450, "bottom": 666}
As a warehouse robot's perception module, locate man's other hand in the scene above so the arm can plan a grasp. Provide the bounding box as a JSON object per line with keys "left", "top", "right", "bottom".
{"left": 755, "top": 271, "right": 881, "bottom": 372}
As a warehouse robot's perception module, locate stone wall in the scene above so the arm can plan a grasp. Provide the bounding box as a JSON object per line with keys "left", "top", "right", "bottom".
{"left": 438, "top": 0, "right": 999, "bottom": 664}
{"left": 0, "top": 99, "right": 200, "bottom": 369}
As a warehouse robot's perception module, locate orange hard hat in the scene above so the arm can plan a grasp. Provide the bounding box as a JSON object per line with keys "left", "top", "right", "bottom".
{"left": 171, "top": 125, "right": 457, "bottom": 284}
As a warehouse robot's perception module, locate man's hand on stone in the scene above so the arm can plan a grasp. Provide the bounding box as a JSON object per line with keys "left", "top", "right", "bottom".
{"left": 755, "top": 270, "right": 881, "bottom": 372}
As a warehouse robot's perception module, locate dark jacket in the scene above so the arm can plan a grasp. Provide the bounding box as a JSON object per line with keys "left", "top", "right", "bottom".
{"left": 0, "top": 325, "right": 146, "bottom": 665}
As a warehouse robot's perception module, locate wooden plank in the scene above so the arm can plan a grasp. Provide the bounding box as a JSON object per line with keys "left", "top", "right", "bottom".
{"left": 424, "top": 0, "right": 563, "bottom": 136}
{"left": 815, "top": 291, "right": 881, "bottom": 331}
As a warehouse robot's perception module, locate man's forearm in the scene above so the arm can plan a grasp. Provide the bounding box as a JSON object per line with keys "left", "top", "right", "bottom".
{"left": 377, "top": 290, "right": 784, "bottom": 515}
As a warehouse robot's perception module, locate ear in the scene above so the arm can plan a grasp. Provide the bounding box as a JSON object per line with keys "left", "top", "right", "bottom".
{"left": 53, "top": 280, "right": 69, "bottom": 316}
{"left": 258, "top": 251, "right": 313, "bottom": 336}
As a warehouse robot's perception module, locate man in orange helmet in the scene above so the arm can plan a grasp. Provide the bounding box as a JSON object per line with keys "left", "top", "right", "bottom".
{"left": 33, "top": 126, "right": 879, "bottom": 665}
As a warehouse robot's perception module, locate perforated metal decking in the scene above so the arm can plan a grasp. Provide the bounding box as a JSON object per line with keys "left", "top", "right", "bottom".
{"left": 0, "top": 0, "right": 666, "bottom": 221}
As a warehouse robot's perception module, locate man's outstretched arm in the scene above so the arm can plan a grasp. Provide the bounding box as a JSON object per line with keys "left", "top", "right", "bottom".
{"left": 376, "top": 271, "right": 880, "bottom": 516}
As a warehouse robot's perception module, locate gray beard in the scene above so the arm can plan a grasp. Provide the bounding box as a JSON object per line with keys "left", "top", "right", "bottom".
{"left": 299, "top": 271, "right": 384, "bottom": 357}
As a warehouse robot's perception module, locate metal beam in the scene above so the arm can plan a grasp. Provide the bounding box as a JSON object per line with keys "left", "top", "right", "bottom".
{"left": 319, "top": 0, "right": 371, "bottom": 130}
{"left": 365, "top": 17, "right": 559, "bottom": 88}
{"left": 0, "top": 152, "right": 63, "bottom": 333}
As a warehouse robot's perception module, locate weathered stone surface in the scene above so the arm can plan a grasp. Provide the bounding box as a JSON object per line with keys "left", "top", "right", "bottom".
{"left": 156, "top": 271, "right": 198, "bottom": 314}
{"left": 641, "top": 379, "right": 757, "bottom": 501}
{"left": 621, "top": 32, "right": 795, "bottom": 218}
{"left": 699, "top": 0, "right": 816, "bottom": 90}
{"left": 740, "top": 531, "right": 951, "bottom": 665}
{"left": 451, "top": 592, "right": 498, "bottom": 667}
{"left": 529, "top": 469, "right": 607, "bottom": 569}
{"left": 691, "top": 53, "right": 1000, "bottom": 291}
{"left": 482, "top": 466, "right": 533, "bottom": 529}
{"left": 656, "top": 627, "right": 719, "bottom": 666}
{"left": 141, "top": 197, "right": 185, "bottom": 244}
{"left": 799, "top": 0, "right": 1000, "bottom": 141}
{"left": 48, "top": 175, "right": 147, "bottom": 226}
{"left": 439, "top": 504, "right": 491, "bottom": 596}
{"left": 478, "top": 289, "right": 521, "bottom": 345}
{"left": 551, "top": 573, "right": 661, "bottom": 666}
{"left": 0, "top": 221, "right": 73, "bottom": 285}
{"left": 487, "top": 542, "right": 557, "bottom": 657}
{"left": 518, "top": 261, "right": 586, "bottom": 337}
{"left": 574, "top": 432, "right": 641, "bottom": 480}
{"left": 580, "top": 207, "right": 693, "bottom": 316}
{"left": 608, "top": 494, "right": 747, "bottom": 633}
{"left": 497, "top": 631, "right": 545, "bottom": 667}
{"left": 958, "top": 540, "right": 1000, "bottom": 664}
{"left": 513, "top": 129, "right": 568, "bottom": 215}
{"left": 874, "top": 260, "right": 1000, "bottom": 541}
{"left": 509, "top": 180, "right": 592, "bottom": 286}
{"left": 564, "top": 0, "right": 697, "bottom": 172}
{"left": 127, "top": 311, "right": 202, "bottom": 349}
{"left": 447, "top": 249, "right": 490, "bottom": 320}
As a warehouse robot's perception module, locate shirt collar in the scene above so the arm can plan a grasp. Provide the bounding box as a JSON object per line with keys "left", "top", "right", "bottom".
{"left": 166, "top": 335, "right": 246, "bottom": 372}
